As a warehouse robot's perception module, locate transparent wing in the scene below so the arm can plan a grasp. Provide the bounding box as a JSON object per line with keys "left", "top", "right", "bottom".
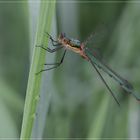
{"left": 85, "top": 47, "right": 140, "bottom": 101}
{"left": 84, "top": 24, "right": 109, "bottom": 48}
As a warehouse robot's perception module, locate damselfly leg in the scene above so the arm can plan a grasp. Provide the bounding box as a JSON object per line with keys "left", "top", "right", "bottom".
{"left": 36, "top": 32, "right": 66, "bottom": 75}
{"left": 36, "top": 49, "right": 66, "bottom": 75}
{"left": 36, "top": 32, "right": 62, "bottom": 50}
{"left": 36, "top": 45, "right": 63, "bottom": 52}
{"left": 44, "top": 32, "right": 61, "bottom": 46}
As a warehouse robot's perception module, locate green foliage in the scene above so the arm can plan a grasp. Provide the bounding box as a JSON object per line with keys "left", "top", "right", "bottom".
{"left": 0, "top": 1, "right": 29, "bottom": 138}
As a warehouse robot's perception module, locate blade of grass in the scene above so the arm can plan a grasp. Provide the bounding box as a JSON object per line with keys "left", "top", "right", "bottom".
{"left": 0, "top": 79, "right": 24, "bottom": 113}
{"left": 88, "top": 94, "right": 110, "bottom": 138}
{"left": 20, "top": 1, "right": 56, "bottom": 139}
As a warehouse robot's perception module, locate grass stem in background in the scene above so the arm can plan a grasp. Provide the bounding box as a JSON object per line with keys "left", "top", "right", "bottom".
{"left": 20, "top": 1, "right": 56, "bottom": 139}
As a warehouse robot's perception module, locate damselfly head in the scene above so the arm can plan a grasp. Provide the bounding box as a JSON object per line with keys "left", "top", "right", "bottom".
{"left": 58, "top": 33, "right": 70, "bottom": 45}
{"left": 58, "top": 33, "right": 65, "bottom": 42}
{"left": 59, "top": 33, "right": 65, "bottom": 39}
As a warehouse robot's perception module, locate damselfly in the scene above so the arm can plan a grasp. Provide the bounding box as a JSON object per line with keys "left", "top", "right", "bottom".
{"left": 36, "top": 32, "right": 140, "bottom": 105}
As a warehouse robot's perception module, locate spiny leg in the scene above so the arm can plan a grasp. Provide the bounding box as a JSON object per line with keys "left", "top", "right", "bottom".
{"left": 44, "top": 49, "right": 66, "bottom": 68}
{"left": 36, "top": 45, "right": 63, "bottom": 53}
{"left": 36, "top": 32, "right": 62, "bottom": 53}
{"left": 36, "top": 50, "right": 67, "bottom": 75}
{"left": 44, "top": 32, "right": 57, "bottom": 42}
{"left": 44, "top": 32, "right": 61, "bottom": 46}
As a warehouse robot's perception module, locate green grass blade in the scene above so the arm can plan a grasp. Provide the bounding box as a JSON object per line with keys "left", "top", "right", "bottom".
{"left": 20, "top": 1, "right": 56, "bottom": 139}
{"left": 88, "top": 95, "right": 110, "bottom": 138}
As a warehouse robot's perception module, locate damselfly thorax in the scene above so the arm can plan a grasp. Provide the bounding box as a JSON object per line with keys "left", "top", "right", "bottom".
{"left": 57, "top": 33, "right": 89, "bottom": 60}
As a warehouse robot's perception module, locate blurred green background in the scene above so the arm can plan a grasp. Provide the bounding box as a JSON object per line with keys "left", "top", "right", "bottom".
{"left": 0, "top": 0, "right": 140, "bottom": 139}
